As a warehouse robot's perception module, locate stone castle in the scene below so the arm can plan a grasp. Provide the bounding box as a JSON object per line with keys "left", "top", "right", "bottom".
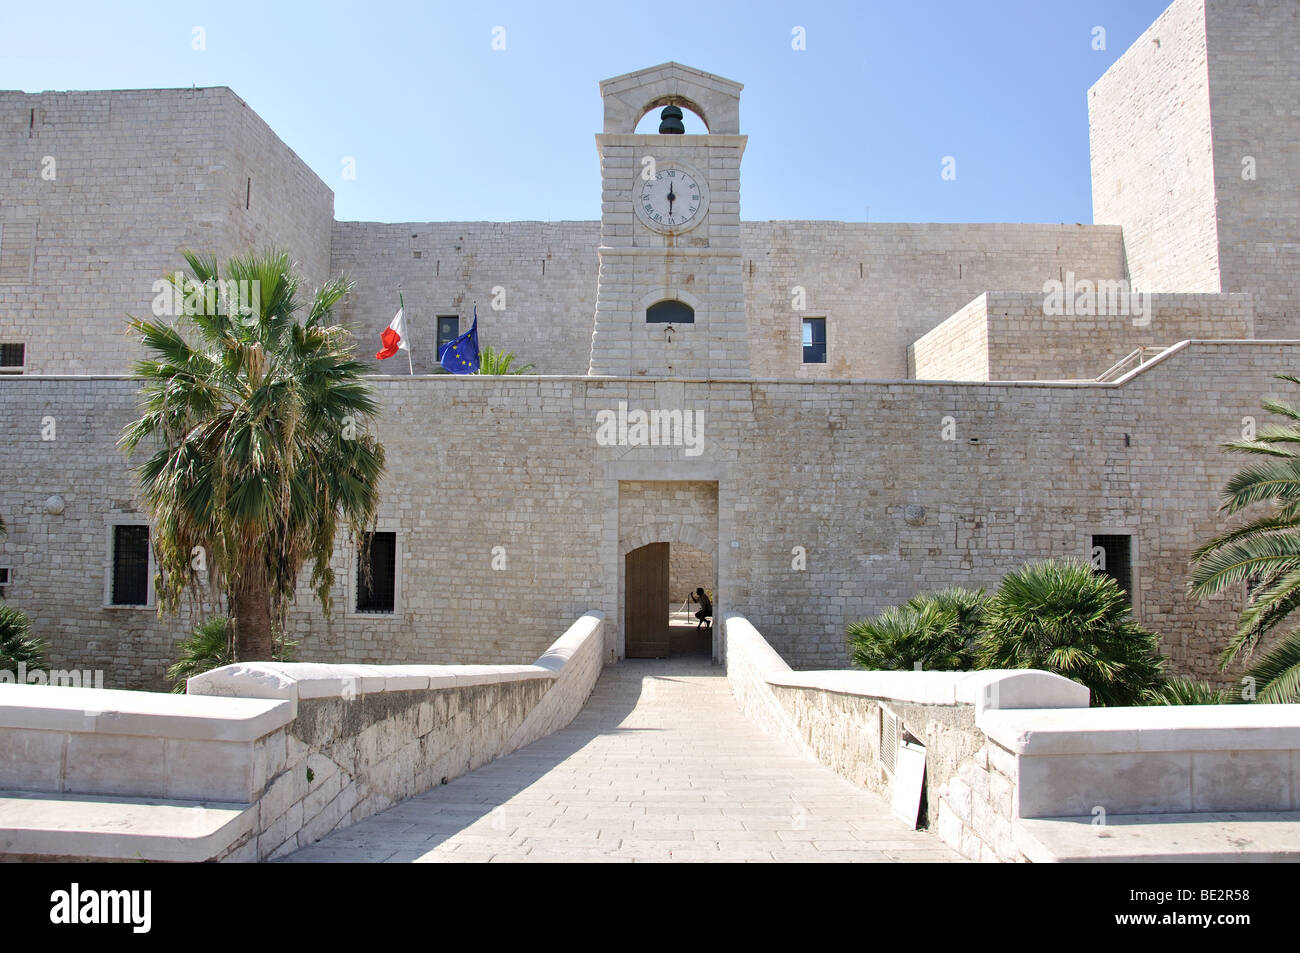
{"left": 1, "top": 0, "right": 1297, "bottom": 689}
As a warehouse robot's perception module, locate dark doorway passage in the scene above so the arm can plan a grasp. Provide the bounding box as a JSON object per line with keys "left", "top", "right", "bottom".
{"left": 669, "top": 541, "right": 714, "bottom": 659}
{"left": 667, "top": 618, "right": 712, "bottom": 658}
{"left": 624, "top": 537, "right": 717, "bottom": 660}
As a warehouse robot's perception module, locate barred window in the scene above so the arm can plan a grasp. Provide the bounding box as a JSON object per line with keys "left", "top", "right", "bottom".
{"left": 1091, "top": 534, "right": 1133, "bottom": 605}
{"left": 111, "top": 524, "right": 150, "bottom": 606}
{"left": 356, "top": 532, "right": 397, "bottom": 613}
{"left": 0, "top": 343, "right": 24, "bottom": 372}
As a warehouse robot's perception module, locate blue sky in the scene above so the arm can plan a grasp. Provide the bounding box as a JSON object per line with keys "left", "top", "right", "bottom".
{"left": 1, "top": 0, "right": 1171, "bottom": 224}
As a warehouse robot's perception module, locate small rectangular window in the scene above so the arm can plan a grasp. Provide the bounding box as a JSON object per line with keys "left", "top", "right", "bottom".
{"left": 111, "top": 524, "right": 150, "bottom": 606}
{"left": 356, "top": 531, "right": 397, "bottom": 613}
{"left": 802, "top": 317, "right": 826, "bottom": 364}
{"left": 436, "top": 316, "right": 459, "bottom": 356}
{"left": 0, "top": 343, "right": 24, "bottom": 373}
{"left": 1091, "top": 534, "right": 1132, "bottom": 604}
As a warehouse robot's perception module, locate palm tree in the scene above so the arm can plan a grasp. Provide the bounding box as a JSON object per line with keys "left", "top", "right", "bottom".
{"left": 477, "top": 345, "right": 535, "bottom": 375}
{"left": 847, "top": 587, "right": 986, "bottom": 671}
{"left": 1189, "top": 375, "right": 1300, "bottom": 702}
{"left": 978, "top": 558, "right": 1166, "bottom": 706}
{"left": 119, "top": 249, "right": 386, "bottom": 661}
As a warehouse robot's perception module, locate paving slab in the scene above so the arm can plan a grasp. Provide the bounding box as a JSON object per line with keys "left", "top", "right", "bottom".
{"left": 280, "top": 658, "right": 962, "bottom": 863}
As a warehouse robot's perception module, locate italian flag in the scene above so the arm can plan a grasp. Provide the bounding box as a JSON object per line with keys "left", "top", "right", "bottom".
{"left": 375, "top": 307, "right": 407, "bottom": 360}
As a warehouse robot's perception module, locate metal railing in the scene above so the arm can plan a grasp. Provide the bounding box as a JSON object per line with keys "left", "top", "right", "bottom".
{"left": 1096, "top": 345, "right": 1166, "bottom": 382}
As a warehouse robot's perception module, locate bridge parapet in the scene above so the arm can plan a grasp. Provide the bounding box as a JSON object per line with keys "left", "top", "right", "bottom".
{"left": 723, "top": 612, "right": 1300, "bottom": 862}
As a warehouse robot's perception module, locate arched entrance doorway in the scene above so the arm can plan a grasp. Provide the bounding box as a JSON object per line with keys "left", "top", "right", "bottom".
{"left": 624, "top": 540, "right": 716, "bottom": 659}
{"left": 617, "top": 479, "right": 720, "bottom": 660}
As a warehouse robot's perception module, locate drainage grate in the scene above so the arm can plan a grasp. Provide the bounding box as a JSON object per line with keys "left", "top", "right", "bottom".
{"left": 880, "top": 705, "right": 899, "bottom": 775}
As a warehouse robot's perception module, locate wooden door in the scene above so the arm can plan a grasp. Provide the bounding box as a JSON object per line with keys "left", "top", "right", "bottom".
{"left": 625, "top": 543, "right": 669, "bottom": 658}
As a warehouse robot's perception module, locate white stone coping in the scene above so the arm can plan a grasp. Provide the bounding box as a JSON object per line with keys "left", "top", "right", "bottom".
{"left": 0, "top": 683, "right": 293, "bottom": 742}
{"left": 981, "top": 704, "right": 1300, "bottom": 755}
{"left": 535, "top": 612, "right": 604, "bottom": 672}
{"left": 187, "top": 611, "right": 606, "bottom": 708}
{"left": 725, "top": 612, "right": 1088, "bottom": 714}
{"left": 722, "top": 613, "right": 791, "bottom": 675}
{"left": 768, "top": 669, "right": 1089, "bottom": 714}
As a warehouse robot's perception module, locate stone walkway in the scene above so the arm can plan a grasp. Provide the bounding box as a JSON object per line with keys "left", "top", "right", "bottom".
{"left": 280, "top": 658, "right": 964, "bottom": 862}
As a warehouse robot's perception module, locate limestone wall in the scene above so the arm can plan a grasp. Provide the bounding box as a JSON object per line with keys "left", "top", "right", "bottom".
{"left": 726, "top": 613, "right": 1300, "bottom": 863}
{"left": 0, "top": 82, "right": 1130, "bottom": 385}
{"left": 0, "top": 87, "right": 334, "bottom": 377}
{"left": 331, "top": 220, "right": 1126, "bottom": 381}
{"left": 909, "top": 294, "right": 990, "bottom": 380}
{"left": 220, "top": 93, "right": 336, "bottom": 293}
{"left": 1204, "top": 0, "right": 1300, "bottom": 339}
{"left": 1089, "top": 0, "right": 1221, "bottom": 297}
{"left": 1088, "top": 0, "right": 1300, "bottom": 340}
{"left": 742, "top": 223, "right": 1126, "bottom": 380}
{"left": 329, "top": 220, "right": 601, "bottom": 376}
{"left": 912, "top": 291, "right": 1254, "bottom": 381}
{"left": 2, "top": 340, "right": 1294, "bottom": 688}
{"left": 669, "top": 544, "right": 713, "bottom": 609}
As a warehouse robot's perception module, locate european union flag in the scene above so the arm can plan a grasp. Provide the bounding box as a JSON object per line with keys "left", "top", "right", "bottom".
{"left": 438, "top": 307, "right": 480, "bottom": 374}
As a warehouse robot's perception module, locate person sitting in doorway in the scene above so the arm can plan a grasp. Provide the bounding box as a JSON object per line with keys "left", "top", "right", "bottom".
{"left": 691, "top": 587, "right": 713, "bottom": 631}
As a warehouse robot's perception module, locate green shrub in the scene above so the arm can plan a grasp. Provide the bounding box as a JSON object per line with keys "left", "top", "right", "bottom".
{"left": 167, "top": 616, "right": 296, "bottom": 693}
{"left": 977, "top": 558, "right": 1166, "bottom": 707}
{"left": 476, "top": 346, "right": 534, "bottom": 375}
{"left": 848, "top": 587, "right": 987, "bottom": 671}
{"left": 1143, "top": 678, "right": 1232, "bottom": 705}
{"left": 0, "top": 604, "right": 47, "bottom": 673}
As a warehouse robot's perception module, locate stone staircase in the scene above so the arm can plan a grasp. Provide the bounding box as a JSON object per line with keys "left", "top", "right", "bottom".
{"left": 0, "top": 683, "right": 291, "bottom": 862}
{"left": 978, "top": 705, "right": 1300, "bottom": 862}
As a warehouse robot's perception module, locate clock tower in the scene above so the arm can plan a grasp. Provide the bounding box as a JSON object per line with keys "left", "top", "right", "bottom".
{"left": 588, "top": 64, "right": 751, "bottom": 378}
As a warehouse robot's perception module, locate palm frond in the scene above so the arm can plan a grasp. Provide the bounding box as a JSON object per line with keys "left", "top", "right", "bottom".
{"left": 1245, "top": 629, "right": 1300, "bottom": 703}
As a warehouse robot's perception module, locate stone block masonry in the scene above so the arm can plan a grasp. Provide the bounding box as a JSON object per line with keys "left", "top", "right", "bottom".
{"left": 1204, "top": 0, "right": 1300, "bottom": 339}
{"left": 1090, "top": 0, "right": 1300, "bottom": 340}
{"left": 0, "top": 87, "right": 334, "bottom": 376}
{"left": 2, "top": 340, "right": 1295, "bottom": 690}
{"left": 1089, "top": 0, "right": 1221, "bottom": 299}
{"left": 912, "top": 291, "right": 1254, "bottom": 381}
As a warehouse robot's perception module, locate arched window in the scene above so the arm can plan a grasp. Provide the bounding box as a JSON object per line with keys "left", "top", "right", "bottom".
{"left": 647, "top": 299, "right": 695, "bottom": 324}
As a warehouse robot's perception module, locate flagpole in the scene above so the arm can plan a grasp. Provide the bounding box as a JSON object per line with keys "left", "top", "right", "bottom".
{"left": 400, "top": 291, "right": 413, "bottom": 376}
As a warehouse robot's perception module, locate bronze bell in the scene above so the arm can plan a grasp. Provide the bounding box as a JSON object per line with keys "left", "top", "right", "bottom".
{"left": 658, "top": 105, "right": 685, "bottom": 134}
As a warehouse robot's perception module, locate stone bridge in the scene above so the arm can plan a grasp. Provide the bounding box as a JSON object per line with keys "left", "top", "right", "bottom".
{"left": 278, "top": 656, "right": 958, "bottom": 863}
{"left": 2, "top": 611, "right": 1300, "bottom": 863}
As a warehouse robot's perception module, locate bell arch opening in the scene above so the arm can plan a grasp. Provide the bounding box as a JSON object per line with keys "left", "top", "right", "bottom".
{"left": 633, "top": 98, "right": 710, "bottom": 134}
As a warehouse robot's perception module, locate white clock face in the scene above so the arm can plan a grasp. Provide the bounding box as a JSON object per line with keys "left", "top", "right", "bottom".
{"left": 636, "top": 166, "right": 708, "bottom": 233}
